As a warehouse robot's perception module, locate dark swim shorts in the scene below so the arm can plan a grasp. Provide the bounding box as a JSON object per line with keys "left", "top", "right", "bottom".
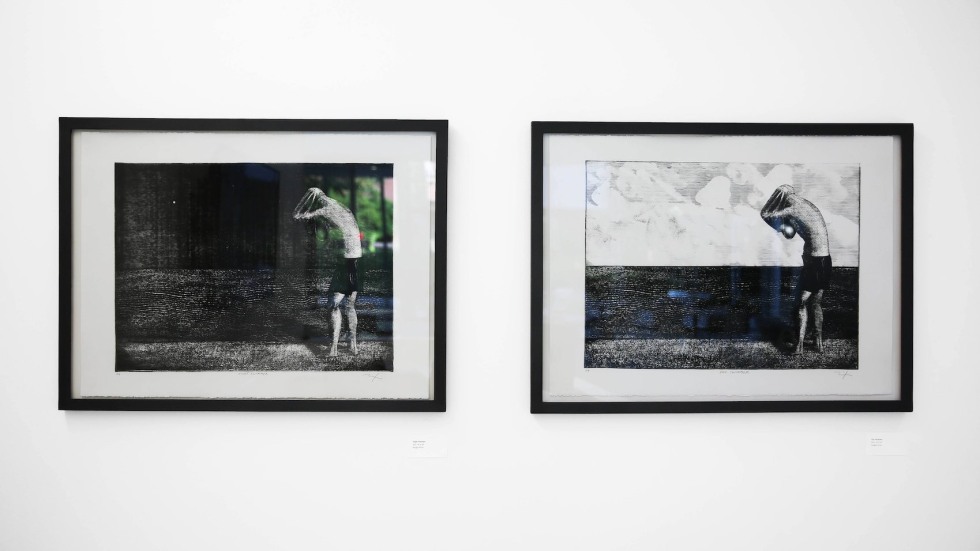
{"left": 330, "top": 258, "right": 363, "bottom": 295}
{"left": 800, "top": 255, "right": 832, "bottom": 292}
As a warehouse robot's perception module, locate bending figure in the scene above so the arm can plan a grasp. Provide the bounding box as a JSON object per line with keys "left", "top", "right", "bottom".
{"left": 294, "top": 187, "right": 363, "bottom": 357}
{"left": 760, "top": 184, "right": 832, "bottom": 354}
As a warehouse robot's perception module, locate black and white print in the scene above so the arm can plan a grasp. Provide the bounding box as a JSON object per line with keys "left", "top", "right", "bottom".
{"left": 115, "top": 163, "right": 395, "bottom": 372}
{"left": 585, "top": 161, "right": 860, "bottom": 370}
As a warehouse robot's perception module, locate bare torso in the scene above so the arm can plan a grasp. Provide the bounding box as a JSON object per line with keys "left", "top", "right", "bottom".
{"left": 293, "top": 187, "right": 362, "bottom": 258}
{"left": 781, "top": 195, "right": 830, "bottom": 256}
{"left": 761, "top": 188, "right": 830, "bottom": 257}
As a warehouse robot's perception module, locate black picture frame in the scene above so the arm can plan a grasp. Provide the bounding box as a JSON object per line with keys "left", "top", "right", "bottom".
{"left": 60, "top": 118, "right": 447, "bottom": 412}
{"left": 531, "top": 121, "right": 912, "bottom": 413}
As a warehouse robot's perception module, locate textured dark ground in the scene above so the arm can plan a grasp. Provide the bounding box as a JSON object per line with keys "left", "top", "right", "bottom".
{"left": 585, "top": 265, "right": 859, "bottom": 370}
{"left": 116, "top": 268, "right": 393, "bottom": 371}
{"left": 118, "top": 341, "right": 393, "bottom": 372}
{"left": 585, "top": 338, "right": 857, "bottom": 370}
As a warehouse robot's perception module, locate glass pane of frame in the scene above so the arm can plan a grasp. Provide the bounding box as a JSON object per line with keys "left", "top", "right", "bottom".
{"left": 532, "top": 122, "right": 912, "bottom": 413}
{"left": 60, "top": 118, "right": 446, "bottom": 412}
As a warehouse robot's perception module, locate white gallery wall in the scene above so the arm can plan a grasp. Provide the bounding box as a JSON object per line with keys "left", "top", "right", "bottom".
{"left": 1, "top": 1, "right": 978, "bottom": 549}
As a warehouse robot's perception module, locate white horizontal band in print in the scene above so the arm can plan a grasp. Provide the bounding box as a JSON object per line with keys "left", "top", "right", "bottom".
{"left": 585, "top": 161, "right": 859, "bottom": 267}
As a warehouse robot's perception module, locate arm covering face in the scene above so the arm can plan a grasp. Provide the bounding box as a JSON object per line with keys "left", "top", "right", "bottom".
{"left": 760, "top": 184, "right": 796, "bottom": 231}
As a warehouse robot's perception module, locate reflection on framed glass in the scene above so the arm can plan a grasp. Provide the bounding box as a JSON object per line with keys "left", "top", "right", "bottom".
{"left": 60, "top": 118, "right": 446, "bottom": 411}
{"left": 532, "top": 122, "right": 912, "bottom": 413}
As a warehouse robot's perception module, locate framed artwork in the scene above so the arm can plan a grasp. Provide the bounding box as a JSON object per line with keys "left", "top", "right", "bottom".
{"left": 60, "top": 118, "right": 447, "bottom": 411}
{"left": 532, "top": 122, "right": 912, "bottom": 413}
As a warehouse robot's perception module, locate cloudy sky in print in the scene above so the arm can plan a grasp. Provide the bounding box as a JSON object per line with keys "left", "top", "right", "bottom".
{"left": 585, "top": 161, "right": 860, "bottom": 267}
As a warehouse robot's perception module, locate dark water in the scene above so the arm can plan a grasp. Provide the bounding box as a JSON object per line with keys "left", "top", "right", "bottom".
{"left": 116, "top": 268, "right": 393, "bottom": 343}
{"left": 586, "top": 266, "right": 858, "bottom": 341}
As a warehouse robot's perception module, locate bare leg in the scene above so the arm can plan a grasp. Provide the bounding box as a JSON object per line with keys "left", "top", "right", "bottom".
{"left": 812, "top": 290, "right": 824, "bottom": 353}
{"left": 329, "top": 292, "right": 345, "bottom": 357}
{"left": 795, "top": 290, "right": 812, "bottom": 355}
{"left": 347, "top": 291, "right": 359, "bottom": 355}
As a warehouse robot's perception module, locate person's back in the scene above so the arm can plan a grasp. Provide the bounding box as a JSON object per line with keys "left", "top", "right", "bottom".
{"left": 294, "top": 188, "right": 362, "bottom": 259}
{"left": 784, "top": 195, "right": 830, "bottom": 257}
{"left": 761, "top": 184, "right": 829, "bottom": 257}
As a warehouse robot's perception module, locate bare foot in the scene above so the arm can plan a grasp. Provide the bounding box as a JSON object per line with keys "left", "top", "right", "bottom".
{"left": 328, "top": 346, "right": 338, "bottom": 357}
{"left": 350, "top": 341, "right": 359, "bottom": 355}
{"left": 816, "top": 335, "right": 824, "bottom": 353}
{"left": 792, "top": 346, "right": 803, "bottom": 355}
